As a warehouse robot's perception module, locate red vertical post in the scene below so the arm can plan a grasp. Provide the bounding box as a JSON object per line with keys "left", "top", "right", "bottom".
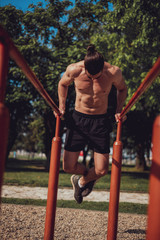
{"left": 107, "top": 120, "right": 123, "bottom": 240}
{"left": 44, "top": 115, "right": 62, "bottom": 240}
{"left": 146, "top": 115, "right": 160, "bottom": 240}
{"left": 0, "top": 39, "right": 10, "bottom": 201}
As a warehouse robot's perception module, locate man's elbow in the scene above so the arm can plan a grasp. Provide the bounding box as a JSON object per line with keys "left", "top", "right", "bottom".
{"left": 121, "top": 84, "right": 127, "bottom": 97}
{"left": 58, "top": 80, "right": 68, "bottom": 90}
{"left": 119, "top": 85, "right": 127, "bottom": 96}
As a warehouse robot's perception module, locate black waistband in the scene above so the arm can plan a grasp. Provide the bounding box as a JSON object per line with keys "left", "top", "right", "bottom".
{"left": 74, "top": 110, "right": 108, "bottom": 119}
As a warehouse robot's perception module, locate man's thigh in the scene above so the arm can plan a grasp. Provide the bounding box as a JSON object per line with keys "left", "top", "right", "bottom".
{"left": 63, "top": 150, "right": 80, "bottom": 168}
{"left": 94, "top": 152, "right": 109, "bottom": 173}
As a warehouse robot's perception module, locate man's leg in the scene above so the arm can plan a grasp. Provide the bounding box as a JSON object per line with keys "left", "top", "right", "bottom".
{"left": 63, "top": 150, "right": 88, "bottom": 176}
{"left": 63, "top": 150, "right": 109, "bottom": 203}
{"left": 63, "top": 149, "right": 88, "bottom": 204}
{"left": 79, "top": 152, "right": 109, "bottom": 192}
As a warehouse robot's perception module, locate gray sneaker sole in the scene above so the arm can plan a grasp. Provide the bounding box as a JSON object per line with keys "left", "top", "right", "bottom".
{"left": 71, "top": 175, "right": 83, "bottom": 204}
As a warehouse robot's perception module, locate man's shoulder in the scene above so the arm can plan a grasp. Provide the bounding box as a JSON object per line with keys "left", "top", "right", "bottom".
{"left": 67, "top": 61, "right": 84, "bottom": 78}
{"left": 104, "top": 62, "right": 121, "bottom": 75}
{"left": 105, "top": 62, "right": 122, "bottom": 78}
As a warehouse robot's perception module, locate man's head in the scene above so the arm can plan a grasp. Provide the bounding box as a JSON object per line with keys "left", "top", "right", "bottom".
{"left": 84, "top": 44, "right": 104, "bottom": 76}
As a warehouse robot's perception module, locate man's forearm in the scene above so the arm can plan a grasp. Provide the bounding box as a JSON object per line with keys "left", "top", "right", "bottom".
{"left": 116, "top": 88, "right": 127, "bottom": 113}
{"left": 58, "top": 82, "right": 68, "bottom": 112}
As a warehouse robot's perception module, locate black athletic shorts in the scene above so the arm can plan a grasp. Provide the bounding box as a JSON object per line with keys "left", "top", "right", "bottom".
{"left": 64, "top": 110, "right": 112, "bottom": 154}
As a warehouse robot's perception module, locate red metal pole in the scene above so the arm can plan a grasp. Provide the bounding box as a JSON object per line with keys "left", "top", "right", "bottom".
{"left": 44, "top": 115, "right": 62, "bottom": 240}
{"left": 106, "top": 57, "right": 160, "bottom": 240}
{"left": 0, "top": 39, "right": 10, "bottom": 201}
{"left": 146, "top": 116, "right": 160, "bottom": 240}
{"left": 0, "top": 25, "right": 62, "bottom": 239}
{"left": 107, "top": 120, "right": 123, "bottom": 240}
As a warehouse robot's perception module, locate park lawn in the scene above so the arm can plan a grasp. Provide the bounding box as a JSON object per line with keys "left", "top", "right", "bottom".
{"left": 2, "top": 198, "right": 148, "bottom": 215}
{"left": 3, "top": 158, "right": 150, "bottom": 193}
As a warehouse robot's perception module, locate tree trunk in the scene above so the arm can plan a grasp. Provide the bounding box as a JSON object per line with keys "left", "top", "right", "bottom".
{"left": 45, "top": 150, "right": 51, "bottom": 172}
{"left": 43, "top": 111, "right": 56, "bottom": 172}
{"left": 135, "top": 143, "right": 147, "bottom": 170}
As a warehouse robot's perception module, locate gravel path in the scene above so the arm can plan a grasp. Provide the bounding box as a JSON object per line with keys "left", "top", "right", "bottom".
{"left": 0, "top": 204, "right": 147, "bottom": 240}
{"left": 2, "top": 185, "right": 149, "bottom": 204}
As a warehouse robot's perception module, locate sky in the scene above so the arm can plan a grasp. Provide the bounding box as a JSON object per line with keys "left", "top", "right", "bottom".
{"left": 0, "top": 0, "right": 73, "bottom": 11}
{"left": 0, "top": 0, "right": 113, "bottom": 11}
{"left": 0, "top": 0, "right": 49, "bottom": 10}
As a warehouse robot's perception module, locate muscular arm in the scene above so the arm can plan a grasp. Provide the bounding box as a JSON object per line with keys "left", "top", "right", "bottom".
{"left": 115, "top": 77, "right": 127, "bottom": 113}
{"left": 58, "top": 67, "right": 73, "bottom": 115}
{"left": 113, "top": 67, "right": 127, "bottom": 121}
{"left": 58, "top": 64, "right": 82, "bottom": 116}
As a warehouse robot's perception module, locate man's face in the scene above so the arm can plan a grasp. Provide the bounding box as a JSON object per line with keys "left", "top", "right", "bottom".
{"left": 85, "top": 70, "right": 103, "bottom": 80}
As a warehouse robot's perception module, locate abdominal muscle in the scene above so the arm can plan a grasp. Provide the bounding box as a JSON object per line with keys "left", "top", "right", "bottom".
{"left": 73, "top": 65, "right": 112, "bottom": 115}
{"left": 75, "top": 92, "right": 109, "bottom": 115}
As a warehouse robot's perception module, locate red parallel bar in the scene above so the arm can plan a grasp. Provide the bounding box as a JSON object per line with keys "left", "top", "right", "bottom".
{"left": 44, "top": 116, "right": 62, "bottom": 240}
{"left": 0, "top": 40, "right": 10, "bottom": 200}
{"left": 107, "top": 120, "right": 123, "bottom": 240}
{"left": 120, "top": 57, "right": 160, "bottom": 120}
{"left": 0, "top": 40, "right": 8, "bottom": 102}
{"left": 0, "top": 24, "right": 60, "bottom": 115}
{"left": 146, "top": 116, "right": 160, "bottom": 240}
{"left": 107, "top": 58, "right": 160, "bottom": 240}
{"left": 0, "top": 25, "right": 62, "bottom": 239}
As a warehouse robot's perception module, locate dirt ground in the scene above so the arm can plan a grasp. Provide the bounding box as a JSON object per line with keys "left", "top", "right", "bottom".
{"left": 0, "top": 204, "right": 147, "bottom": 240}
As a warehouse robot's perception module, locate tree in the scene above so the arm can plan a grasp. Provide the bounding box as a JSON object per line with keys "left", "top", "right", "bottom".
{"left": 1, "top": 1, "right": 111, "bottom": 169}
{"left": 92, "top": 0, "right": 160, "bottom": 169}
{"left": 0, "top": 5, "right": 59, "bottom": 161}
{"left": 0, "top": 6, "right": 33, "bottom": 156}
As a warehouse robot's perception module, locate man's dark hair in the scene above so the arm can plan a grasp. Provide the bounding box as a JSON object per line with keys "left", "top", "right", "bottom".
{"left": 84, "top": 44, "right": 104, "bottom": 75}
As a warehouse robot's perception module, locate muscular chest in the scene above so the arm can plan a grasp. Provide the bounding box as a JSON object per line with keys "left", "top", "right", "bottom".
{"left": 75, "top": 76, "right": 112, "bottom": 95}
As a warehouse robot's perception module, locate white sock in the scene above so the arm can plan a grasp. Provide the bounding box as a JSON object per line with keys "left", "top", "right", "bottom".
{"left": 78, "top": 179, "right": 84, "bottom": 188}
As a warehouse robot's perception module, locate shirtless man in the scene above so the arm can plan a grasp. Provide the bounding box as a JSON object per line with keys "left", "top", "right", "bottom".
{"left": 57, "top": 44, "right": 127, "bottom": 204}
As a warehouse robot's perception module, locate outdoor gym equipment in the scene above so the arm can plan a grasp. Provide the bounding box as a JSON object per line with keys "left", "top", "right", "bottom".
{"left": 0, "top": 25, "right": 61, "bottom": 240}
{"left": 107, "top": 57, "right": 160, "bottom": 240}
{"left": 146, "top": 115, "right": 160, "bottom": 240}
{"left": 0, "top": 24, "right": 160, "bottom": 240}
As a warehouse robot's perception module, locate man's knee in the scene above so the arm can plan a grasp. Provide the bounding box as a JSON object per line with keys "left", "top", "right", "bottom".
{"left": 94, "top": 152, "right": 109, "bottom": 177}
{"left": 95, "top": 166, "right": 108, "bottom": 177}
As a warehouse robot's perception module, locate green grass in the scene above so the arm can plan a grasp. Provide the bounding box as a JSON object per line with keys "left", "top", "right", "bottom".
{"left": 2, "top": 198, "right": 148, "bottom": 215}
{"left": 3, "top": 158, "right": 150, "bottom": 193}
{"left": 2, "top": 158, "right": 149, "bottom": 214}
{"left": 3, "top": 170, "right": 149, "bottom": 193}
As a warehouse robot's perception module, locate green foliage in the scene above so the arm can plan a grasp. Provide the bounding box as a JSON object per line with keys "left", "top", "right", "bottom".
{"left": 1, "top": 1, "right": 160, "bottom": 169}
{"left": 93, "top": 0, "right": 160, "bottom": 104}
{"left": 0, "top": 5, "right": 24, "bottom": 38}
{"left": 13, "top": 115, "right": 46, "bottom": 153}
{"left": 1, "top": 1, "right": 110, "bottom": 163}
{"left": 92, "top": 0, "right": 160, "bottom": 167}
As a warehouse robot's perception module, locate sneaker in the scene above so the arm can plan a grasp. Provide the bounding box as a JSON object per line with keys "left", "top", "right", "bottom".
{"left": 71, "top": 175, "right": 84, "bottom": 204}
{"left": 82, "top": 180, "right": 95, "bottom": 197}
